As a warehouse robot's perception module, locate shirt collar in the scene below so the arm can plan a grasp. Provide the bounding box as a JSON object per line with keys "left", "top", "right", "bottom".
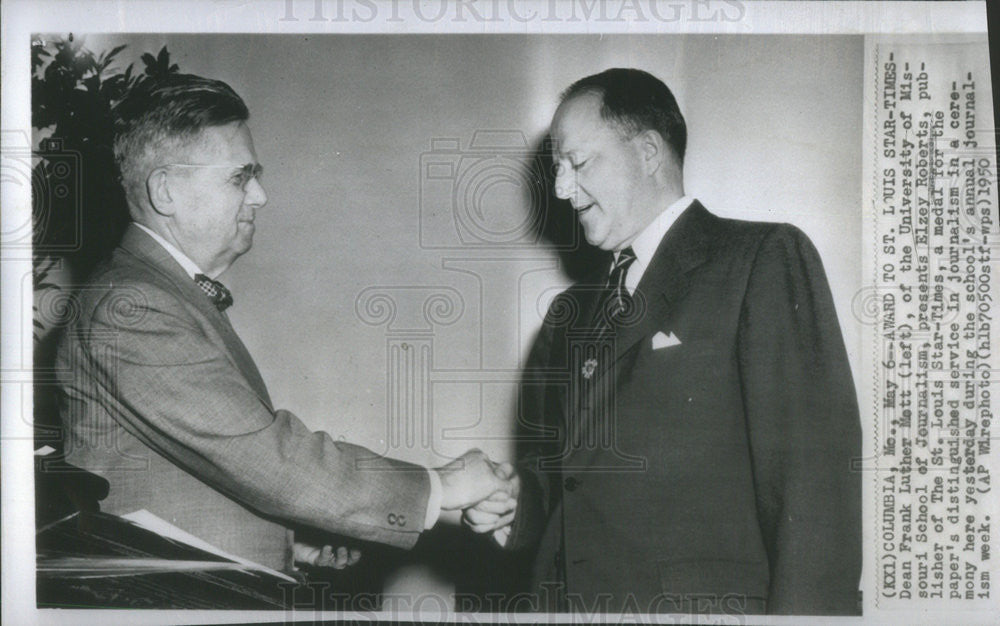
{"left": 616, "top": 195, "right": 695, "bottom": 293}
{"left": 133, "top": 222, "right": 206, "bottom": 280}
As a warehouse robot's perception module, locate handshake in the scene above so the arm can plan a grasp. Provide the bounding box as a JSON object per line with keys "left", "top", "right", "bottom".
{"left": 297, "top": 449, "right": 517, "bottom": 570}
{"left": 435, "top": 449, "right": 519, "bottom": 546}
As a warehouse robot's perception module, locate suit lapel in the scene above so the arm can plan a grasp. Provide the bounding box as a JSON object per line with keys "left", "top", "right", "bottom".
{"left": 566, "top": 203, "right": 716, "bottom": 454}
{"left": 120, "top": 225, "right": 273, "bottom": 407}
{"left": 594, "top": 201, "right": 716, "bottom": 383}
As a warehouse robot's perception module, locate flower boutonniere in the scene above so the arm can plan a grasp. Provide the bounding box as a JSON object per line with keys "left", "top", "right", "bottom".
{"left": 581, "top": 358, "right": 598, "bottom": 380}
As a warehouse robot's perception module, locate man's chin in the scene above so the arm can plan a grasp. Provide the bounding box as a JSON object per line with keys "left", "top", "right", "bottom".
{"left": 582, "top": 231, "right": 609, "bottom": 250}
{"left": 234, "top": 231, "right": 254, "bottom": 254}
{"left": 578, "top": 217, "right": 608, "bottom": 249}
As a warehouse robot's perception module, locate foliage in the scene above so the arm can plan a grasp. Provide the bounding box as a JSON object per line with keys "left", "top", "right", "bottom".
{"left": 31, "top": 35, "right": 179, "bottom": 280}
{"left": 31, "top": 35, "right": 182, "bottom": 448}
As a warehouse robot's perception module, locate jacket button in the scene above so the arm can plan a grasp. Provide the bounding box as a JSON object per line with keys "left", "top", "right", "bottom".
{"left": 388, "top": 513, "right": 397, "bottom": 525}
{"left": 397, "top": 514, "right": 406, "bottom": 527}
{"left": 564, "top": 476, "right": 579, "bottom": 492}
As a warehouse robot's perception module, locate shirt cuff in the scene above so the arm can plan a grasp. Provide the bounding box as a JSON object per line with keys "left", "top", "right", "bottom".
{"left": 424, "top": 467, "right": 442, "bottom": 529}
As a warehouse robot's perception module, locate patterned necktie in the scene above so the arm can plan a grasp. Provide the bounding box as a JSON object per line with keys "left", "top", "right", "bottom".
{"left": 593, "top": 246, "right": 637, "bottom": 333}
{"left": 194, "top": 274, "right": 234, "bottom": 311}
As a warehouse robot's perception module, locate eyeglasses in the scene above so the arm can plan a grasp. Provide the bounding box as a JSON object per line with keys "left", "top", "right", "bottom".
{"left": 164, "top": 162, "right": 264, "bottom": 192}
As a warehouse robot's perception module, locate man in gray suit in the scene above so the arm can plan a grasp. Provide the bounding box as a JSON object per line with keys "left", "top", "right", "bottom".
{"left": 57, "top": 73, "right": 511, "bottom": 577}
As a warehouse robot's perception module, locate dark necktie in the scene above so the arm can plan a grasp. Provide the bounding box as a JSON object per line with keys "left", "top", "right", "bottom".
{"left": 593, "top": 246, "right": 637, "bottom": 334}
{"left": 194, "top": 274, "right": 234, "bottom": 311}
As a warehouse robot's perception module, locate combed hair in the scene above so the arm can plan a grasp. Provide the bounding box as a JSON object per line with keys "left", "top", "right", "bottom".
{"left": 112, "top": 73, "right": 249, "bottom": 208}
{"left": 561, "top": 68, "right": 687, "bottom": 163}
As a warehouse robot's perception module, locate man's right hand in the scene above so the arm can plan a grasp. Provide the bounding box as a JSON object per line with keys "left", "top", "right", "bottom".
{"left": 434, "top": 449, "right": 514, "bottom": 511}
{"left": 461, "top": 462, "right": 519, "bottom": 546}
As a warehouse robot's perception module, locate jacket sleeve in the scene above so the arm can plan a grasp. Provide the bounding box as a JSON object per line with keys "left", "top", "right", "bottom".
{"left": 737, "top": 225, "right": 862, "bottom": 614}
{"left": 506, "top": 307, "right": 564, "bottom": 552}
{"left": 79, "top": 281, "right": 430, "bottom": 549}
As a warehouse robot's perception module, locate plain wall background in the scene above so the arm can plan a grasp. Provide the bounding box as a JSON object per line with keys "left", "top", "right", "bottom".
{"left": 80, "top": 33, "right": 864, "bottom": 600}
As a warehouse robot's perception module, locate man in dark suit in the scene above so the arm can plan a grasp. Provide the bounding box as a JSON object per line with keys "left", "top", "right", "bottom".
{"left": 56, "top": 73, "right": 511, "bottom": 579}
{"left": 464, "top": 68, "right": 861, "bottom": 616}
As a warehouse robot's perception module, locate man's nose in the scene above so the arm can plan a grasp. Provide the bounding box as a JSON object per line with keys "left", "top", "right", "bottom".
{"left": 553, "top": 167, "right": 575, "bottom": 201}
{"left": 245, "top": 177, "right": 267, "bottom": 207}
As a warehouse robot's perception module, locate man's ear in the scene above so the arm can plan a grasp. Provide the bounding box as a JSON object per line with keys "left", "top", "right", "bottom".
{"left": 146, "top": 167, "right": 176, "bottom": 217}
{"left": 635, "top": 129, "right": 666, "bottom": 176}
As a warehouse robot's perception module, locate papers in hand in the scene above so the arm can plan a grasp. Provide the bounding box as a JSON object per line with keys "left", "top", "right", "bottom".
{"left": 122, "top": 509, "right": 297, "bottom": 582}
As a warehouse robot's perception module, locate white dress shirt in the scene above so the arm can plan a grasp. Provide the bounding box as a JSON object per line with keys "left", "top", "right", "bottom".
{"left": 132, "top": 222, "right": 443, "bottom": 528}
{"left": 134, "top": 222, "right": 205, "bottom": 279}
{"left": 615, "top": 195, "right": 695, "bottom": 295}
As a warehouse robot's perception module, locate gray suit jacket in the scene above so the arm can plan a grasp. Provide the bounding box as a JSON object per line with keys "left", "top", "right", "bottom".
{"left": 58, "top": 224, "right": 429, "bottom": 571}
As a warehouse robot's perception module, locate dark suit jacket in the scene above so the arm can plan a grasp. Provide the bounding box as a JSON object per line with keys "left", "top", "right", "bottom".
{"left": 509, "top": 203, "right": 861, "bottom": 615}
{"left": 57, "top": 224, "right": 430, "bottom": 572}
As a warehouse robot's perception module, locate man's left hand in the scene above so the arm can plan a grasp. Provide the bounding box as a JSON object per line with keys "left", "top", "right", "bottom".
{"left": 293, "top": 542, "right": 361, "bottom": 569}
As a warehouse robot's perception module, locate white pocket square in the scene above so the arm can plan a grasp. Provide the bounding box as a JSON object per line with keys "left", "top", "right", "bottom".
{"left": 651, "top": 331, "right": 682, "bottom": 350}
